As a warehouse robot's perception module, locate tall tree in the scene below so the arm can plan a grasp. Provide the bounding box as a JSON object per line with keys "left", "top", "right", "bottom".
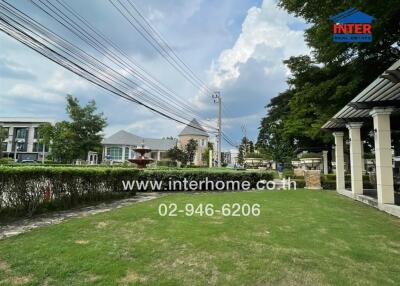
{"left": 258, "top": 1, "right": 400, "bottom": 154}
{"left": 185, "top": 139, "right": 198, "bottom": 165}
{"left": 202, "top": 142, "right": 214, "bottom": 165}
{"left": 167, "top": 146, "right": 187, "bottom": 165}
{"left": 40, "top": 95, "right": 107, "bottom": 163}
{"left": 66, "top": 95, "right": 107, "bottom": 160}
{"left": 237, "top": 137, "right": 254, "bottom": 166}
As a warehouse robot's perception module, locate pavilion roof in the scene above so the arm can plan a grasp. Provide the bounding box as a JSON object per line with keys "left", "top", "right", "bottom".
{"left": 322, "top": 59, "right": 400, "bottom": 130}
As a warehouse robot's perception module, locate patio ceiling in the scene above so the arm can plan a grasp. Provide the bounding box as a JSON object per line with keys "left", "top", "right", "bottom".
{"left": 322, "top": 59, "right": 400, "bottom": 130}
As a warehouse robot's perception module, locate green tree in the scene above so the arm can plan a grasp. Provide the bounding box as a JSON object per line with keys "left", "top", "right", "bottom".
{"left": 37, "top": 122, "right": 53, "bottom": 162}
{"left": 167, "top": 146, "right": 187, "bottom": 165}
{"left": 66, "top": 95, "right": 107, "bottom": 160}
{"left": 41, "top": 95, "right": 107, "bottom": 163}
{"left": 202, "top": 142, "right": 214, "bottom": 165}
{"left": 0, "top": 126, "right": 8, "bottom": 159}
{"left": 258, "top": 1, "right": 400, "bottom": 154}
{"left": 185, "top": 139, "right": 198, "bottom": 165}
{"left": 237, "top": 137, "right": 253, "bottom": 166}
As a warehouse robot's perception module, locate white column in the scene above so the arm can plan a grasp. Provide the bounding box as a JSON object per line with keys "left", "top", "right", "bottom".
{"left": 346, "top": 122, "right": 364, "bottom": 196}
{"left": 122, "top": 146, "right": 126, "bottom": 162}
{"left": 27, "top": 126, "right": 35, "bottom": 152}
{"left": 322, "top": 150, "right": 328, "bottom": 175}
{"left": 370, "top": 108, "right": 394, "bottom": 205}
{"left": 333, "top": 132, "right": 345, "bottom": 191}
{"left": 361, "top": 141, "right": 366, "bottom": 174}
{"left": 157, "top": 151, "right": 161, "bottom": 161}
{"left": 6, "top": 127, "right": 13, "bottom": 152}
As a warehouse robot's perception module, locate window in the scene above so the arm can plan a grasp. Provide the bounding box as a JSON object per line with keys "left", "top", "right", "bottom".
{"left": 33, "top": 143, "right": 49, "bottom": 152}
{"left": 12, "top": 128, "right": 28, "bottom": 152}
{"left": 107, "top": 147, "right": 122, "bottom": 160}
{"left": 34, "top": 128, "right": 42, "bottom": 139}
{"left": 1, "top": 142, "right": 7, "bottom": 152}
{"left": 1, "top": 127, "right": 8, "bottom": 152}
{"left": 1, "top": 127, "right": 9, "bottom": 139}
{"left": 125, "top": 147, "right": 129, "bottom": 160}
{"left": 15, "top": 128, "right": 28, "bottom": 139}
{"left": 201, "top": 139, "right": 205, "bottom": 146}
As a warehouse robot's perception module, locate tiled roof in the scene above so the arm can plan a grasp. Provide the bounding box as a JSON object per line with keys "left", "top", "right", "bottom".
{"left": 102, "top": 130, "right": 177, "bottom": 151}
{"left": 178, "top": 118, "right": 208, "bottom": 137}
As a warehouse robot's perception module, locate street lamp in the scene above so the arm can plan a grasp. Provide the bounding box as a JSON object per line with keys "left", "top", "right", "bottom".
{"left": 14, "top": 139, "right": 24, "bottom": 162}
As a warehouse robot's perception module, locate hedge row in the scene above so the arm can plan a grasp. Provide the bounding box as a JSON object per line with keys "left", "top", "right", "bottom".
{"left": 0, "top": 167, "right": 139, "bottom": 217}
{"left": 0, "top": 167, "right": 274, "bottom": 217}
{"left": 135, "top": 170, "right": 274, "bottom": 191}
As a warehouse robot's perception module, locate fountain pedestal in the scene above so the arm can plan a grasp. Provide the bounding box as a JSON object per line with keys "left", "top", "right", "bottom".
{"left": 128, "top": 144, "right": 153, "bottom": 168}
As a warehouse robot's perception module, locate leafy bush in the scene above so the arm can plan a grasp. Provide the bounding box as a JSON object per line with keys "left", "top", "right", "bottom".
{"left": 0, "top": 167, "right": 274, "bottom": 217}
{"left": 364, "top": 153, "right": 375, "bottom": 159}
{"left": 321, "top": 181, "right": 336, "bottom": 190}
{"left": 282, "top": 169, "right": 294, "bottom": 179}
{"left": 135, "top": 170, "right": 274, "bottom": 191}
{"left": 293, "top": 179, "right": 306, "bottom": 188}
{"left": 157, "top": 160, "right": 177, "bottom": 167}
{"left": 245, "top": 152, "right": 266, "bottom": 159}
{"left": 0, "top": 158, "right": 14, "bottom": 165}
{"left": 321, "top": 174, "right": 375, "bottom": 190}
{"left": 0, "top": 167, "right": 139, "bottom": 217}
{"left": 300, "top": 152, "right": 321, "bottom": 159}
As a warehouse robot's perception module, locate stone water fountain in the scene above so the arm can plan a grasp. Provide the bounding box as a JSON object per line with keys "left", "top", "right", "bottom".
{"left": 128, "top": 142, "right": 153, "bottom": 168}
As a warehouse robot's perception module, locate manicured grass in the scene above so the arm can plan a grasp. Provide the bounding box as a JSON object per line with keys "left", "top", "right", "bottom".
{"left": 0, "top": 190, "right": 399, "bottom": 285}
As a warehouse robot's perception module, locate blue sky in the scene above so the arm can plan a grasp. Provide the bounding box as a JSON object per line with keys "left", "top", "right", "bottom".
{"left": 0, "top": 0, "right": 309, "bottom": 150}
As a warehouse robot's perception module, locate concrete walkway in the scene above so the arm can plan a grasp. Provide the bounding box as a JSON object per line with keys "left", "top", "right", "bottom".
{"left": 0, "top": 192, "right": 163, "bottom": 240}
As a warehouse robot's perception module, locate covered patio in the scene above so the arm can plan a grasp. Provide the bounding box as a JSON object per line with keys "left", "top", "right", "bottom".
{"left": 322, "top": 59, "right": 400, "bottom": 217}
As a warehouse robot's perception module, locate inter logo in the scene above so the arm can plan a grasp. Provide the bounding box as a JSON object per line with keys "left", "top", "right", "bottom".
{"left": 329, "top": 8, "right": 375, "bottom": 43}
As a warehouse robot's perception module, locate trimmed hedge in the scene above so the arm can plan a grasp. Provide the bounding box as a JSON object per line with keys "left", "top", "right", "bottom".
{"left": 0, "top": 167, "right": 139, "bottom": 217}
{"left": 0, "top": 167, "right": 274, "bottom": 217}
{"left": 135, "top": 170, "right": 274, "bottom": 191}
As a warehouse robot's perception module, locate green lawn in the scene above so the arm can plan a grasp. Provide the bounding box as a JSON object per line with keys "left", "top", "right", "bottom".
{"left": 0, "top": 190, "right": 399, "bottom": 285}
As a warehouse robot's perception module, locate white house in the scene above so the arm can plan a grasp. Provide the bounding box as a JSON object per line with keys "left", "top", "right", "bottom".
{"left": 0, "top": 117, "right": 55, "bottom": 161}
{"left": 102, "top": 130, "right": 177, "bottom": 162}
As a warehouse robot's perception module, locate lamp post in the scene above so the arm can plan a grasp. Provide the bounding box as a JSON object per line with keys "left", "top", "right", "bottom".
{"left": 14, "top": 139, "right": 23, "bottom": 162}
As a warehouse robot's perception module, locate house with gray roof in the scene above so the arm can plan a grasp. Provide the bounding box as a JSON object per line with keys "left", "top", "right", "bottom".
{"left": 102, "top": 130, "right": 177, "bottom": 162}
{"left": 178, "top": 119, "right": 209, "bottom": 166}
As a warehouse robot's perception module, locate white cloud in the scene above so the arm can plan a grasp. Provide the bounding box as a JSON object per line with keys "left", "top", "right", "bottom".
{"left": 45, "top": 70, "right": 90, "bottom": 93}
{"left": 8, "top": 84, "right": 63, "bottom": 103}
{"left": 209, "top": 0, "right": 308, "bottom": 89}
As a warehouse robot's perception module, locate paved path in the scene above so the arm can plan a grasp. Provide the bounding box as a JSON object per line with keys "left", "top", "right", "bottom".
{"left": 0, "top": 192, "right": 163, "bottom": 240}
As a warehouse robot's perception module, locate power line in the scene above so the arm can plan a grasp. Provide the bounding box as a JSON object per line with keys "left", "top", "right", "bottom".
{"left": 54, "top": 0, "right": 206, "bottom": 121}
{"left": 109, "top": 0, "right": 212, "bottom": 95}
{"left": 0, "top": 0, "right": 214, "bottom": 134}
{"left": 125, "top": 0, "right": 213, "bottom": 94}
{"left": 29, "top": 0, "right": 215, "bottom": 130}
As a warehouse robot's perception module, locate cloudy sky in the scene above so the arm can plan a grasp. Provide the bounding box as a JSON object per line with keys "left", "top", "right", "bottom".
{"left": 0, "top": 0, "right": 309, "bottom": 150}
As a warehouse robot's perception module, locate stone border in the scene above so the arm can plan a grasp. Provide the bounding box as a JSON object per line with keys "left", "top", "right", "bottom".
{"left": 0, "top": 193, "right": 163, "bottom": 240}
{"left": 337, "top": 189, "right": 400, "bottom": 218}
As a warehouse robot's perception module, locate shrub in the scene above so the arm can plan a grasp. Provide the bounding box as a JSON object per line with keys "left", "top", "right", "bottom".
{"left": 157, "top": 160, "right": 177, "bottom": 167}
{"left": 0, "top": 158, "right": 14, "bottom": 165}
{"left": 0, "top": 167, "right": 139, "bottom": 217}
{"left": 0, "top": 167, "right": 274, "bottom": 218}
{"left": 135, "top": 170, "right": 274, "bottom": 191}
{"left": 321, "top": 181, "right": 336, "bottom": 190}
{"left": 245, "top": 152, "right": 266, "bottom": 159}
{"left": 293, "top": 179, "right": 306, "bottom": 188}
{"left": 300, "top": 152, "right": 321, "bottom": 159}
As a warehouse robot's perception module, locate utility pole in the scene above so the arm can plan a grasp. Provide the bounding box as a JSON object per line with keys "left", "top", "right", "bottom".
{"left": 213, "top": 91, "right": 222, "bottom": 167}
{"left": 241, "top": 125, "right": 247, "bottom": 156}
